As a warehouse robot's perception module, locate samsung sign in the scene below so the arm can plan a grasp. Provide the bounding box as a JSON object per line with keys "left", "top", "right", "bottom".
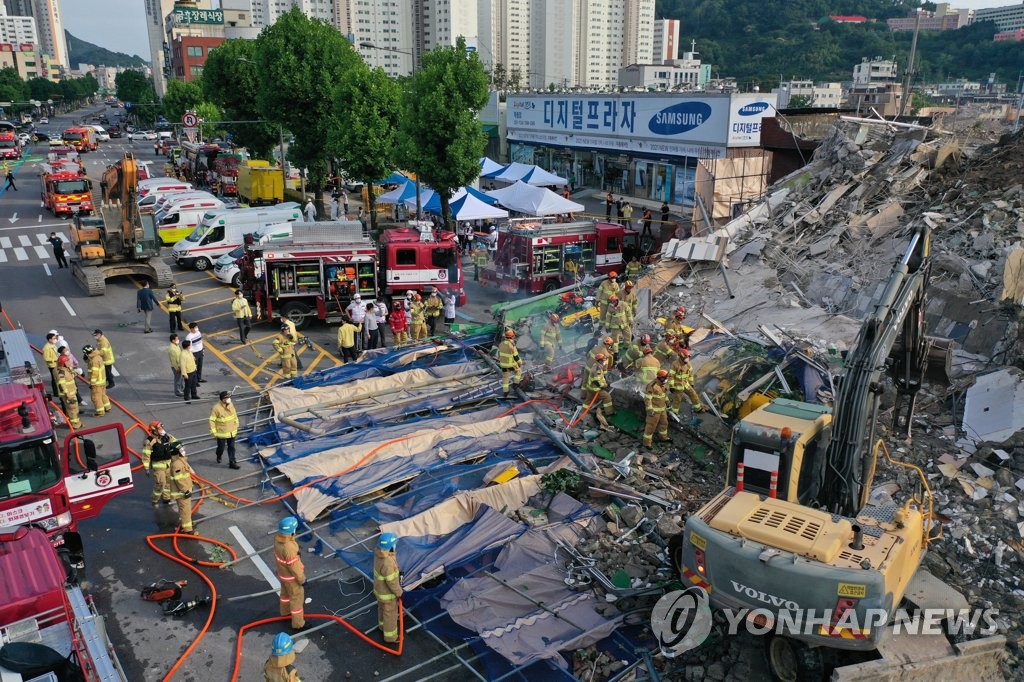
{"left": 506, "top": 93, "right": 777, "bottom": 153}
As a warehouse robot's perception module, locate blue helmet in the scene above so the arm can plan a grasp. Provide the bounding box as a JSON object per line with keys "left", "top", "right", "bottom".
{"left": 278, "top": 516, "right": 298, "bottom": 534}
{"left": 379, "top": 532, "right": 398, "bottom": 551}
{"left": 271, "top": 632, "right": 294, "bottom": 657}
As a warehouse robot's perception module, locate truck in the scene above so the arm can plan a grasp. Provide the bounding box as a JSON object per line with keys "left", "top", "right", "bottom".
{"left": 0, "top": 126, "right": 22, "bottom": 161}
{"left": 0, "top": 328, "right": 134, "bottom": 573}
{"left": 481, "top": 218, "right": 638, "bottom": 294}
{"left": 0, "top": 525, "right": 128, "bottom": 681}
{"left": 40, "top": 163, "right": 93, "bottom": 217}
{"left": 239, "top": 222, "right": 464, "bottom": 329}
{"left": 70, "top": 152, "right": 174, "bottom": 296}
{"left": 237, "top": 160, "right": 284, "bottom": 205}
{"left": 61, "top": 127, "right": 97, "bottom": 153}
{"left": 672, "top": 226, "right": 958, "bottom": 680}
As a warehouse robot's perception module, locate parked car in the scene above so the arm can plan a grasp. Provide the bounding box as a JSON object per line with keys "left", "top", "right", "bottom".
{"left": 90, "top": 125, "right": 110, "bottom": 141}
{"left": 39, "top": 117, "right": 48, "bottom": 124}
{"left": 108, "top": 128, "right": 122, "bottom": 139}
{"left": 17, "top": 132, "right": 30, "bottom": 145}
{"left": 32, "top": 131, "right": 50, "bottom": 142}
{"left": 129, "top": 130, "right": 158, "bottom": 141}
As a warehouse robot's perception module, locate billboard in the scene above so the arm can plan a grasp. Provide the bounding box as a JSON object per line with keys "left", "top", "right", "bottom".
{"left": 506, "top": 92, "right": 778, "bottom": 154}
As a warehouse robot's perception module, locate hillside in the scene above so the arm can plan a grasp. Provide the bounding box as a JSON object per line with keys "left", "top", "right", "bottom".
{"left": 66, "top": 31, "right": 147, "bottom": 68}
{"left": 655, "top": 0, "right": 1024, "bottom": 88}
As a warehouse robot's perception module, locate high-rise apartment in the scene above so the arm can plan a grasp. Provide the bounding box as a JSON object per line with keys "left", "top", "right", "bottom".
{"left": 4, "top": 0, "right": 66, "bottom": 69}
{"left": 0, "top": 5, "right": 38, "bottom": 45}
{"left": 652, "top": 18, "right": 679, "bottom": 62}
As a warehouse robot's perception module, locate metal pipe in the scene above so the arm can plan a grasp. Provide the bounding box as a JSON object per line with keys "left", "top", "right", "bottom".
{"left": 719, "top": 262, "right": 735, "bottom": 299}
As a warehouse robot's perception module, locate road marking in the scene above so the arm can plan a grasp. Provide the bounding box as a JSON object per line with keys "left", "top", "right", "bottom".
{"left": 59, "top": 296, "right": 77, "bottom": 316}
{"left": 228, "top": 525, "right": 280, "bottom": 591}
{"left": 0, "top": 222, "right": 70, "bottom": 233}
{"left": 111, "top": 366, "right": 120, "bottom": 377}
{"left": 17, "top": 234, "right": 30, "bottom": 247}
{"left": 7, "top": 212, "right": 17, "bottom": 224}
{"left": 0, "top": 250, "right": 7, "bottom": 263}
{"left": 0, "top": 236, "right": 9, "bottom": 248}
{"left": 43, "top": 263, "right": 50, "bottom": 276}
{"left": 13, "top": 247, "right": 26, "bottom": 260}
{"left": 36, "top": 233, "right": 48, "bottom": 244}
{"left": 37, "top": 214, "right": 41, "bottom": 222}
{"left": 33, "top": 245, "right": 47, "bottom": 259}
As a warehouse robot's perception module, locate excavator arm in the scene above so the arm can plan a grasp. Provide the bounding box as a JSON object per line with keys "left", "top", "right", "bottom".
{"left": 819, "top": 226, "right": 932, "bottom": 517}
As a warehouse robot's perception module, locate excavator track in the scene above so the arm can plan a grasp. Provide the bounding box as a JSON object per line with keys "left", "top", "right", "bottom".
{"left": 71, "top": 259, "right": 106, "bottom": 296}
{"left": 71, "top": 258, "right": 174, "bottom": 296}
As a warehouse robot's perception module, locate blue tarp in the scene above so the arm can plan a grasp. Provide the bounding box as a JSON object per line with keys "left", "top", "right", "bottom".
{"left": 375, "top": 171, "right": 411, "bottom": 186}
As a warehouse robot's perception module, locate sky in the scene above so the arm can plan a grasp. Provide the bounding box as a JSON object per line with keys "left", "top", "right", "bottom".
{"left": 57, "top": 0, "right": 1020, "bottom": 64}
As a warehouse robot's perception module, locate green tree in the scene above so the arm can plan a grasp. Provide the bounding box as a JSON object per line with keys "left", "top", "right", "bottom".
{"left": 26, "top": 77, "right": 58, "bottom": 102}
{"left": 0, "top": 68, "right": 29, "bottom": 106}
{"left": 330, "top": 62, "right": 401, "bottom": 233}
{"left": 400, "top": 37, "right": 489, "bottom": 228}
{"left": 115, "top": 70, "right": 156, "bottom": 123}
{"left": 254, "top": 8, "right": 359, "bottom": 201}
{"left": 162, "top": 78, "right": 204, "bottom": 123}
{"left": 195, "top": 101, "right": 226, "bottom": 140}
{"left": 786, "top": 94, "right": 813, "bottom": 108}
{"left": 202, "top": 39, "right": 279, "bottom": 160}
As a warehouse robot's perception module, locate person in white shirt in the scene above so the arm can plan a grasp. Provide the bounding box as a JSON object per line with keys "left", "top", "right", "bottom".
{"left": 443, "top": 292, "right": 457, "bottom": 328}
{"left": 303, "top": 197, "right": 317, "bottom": 222}
{"left": 185, "top": 322, "right": 206, "bottom": 382}
{"left": 374, "top": 300, "right": 388, "bottom": 347}
{"left": 345, "top": 294, "right": 366, "bottom": 350}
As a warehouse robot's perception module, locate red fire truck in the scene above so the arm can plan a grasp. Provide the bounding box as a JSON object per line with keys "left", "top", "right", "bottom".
{"left": 240, "top": 222, "right": 464, "bottom": 329}
{"left": 62, "top": 127, "right": 97, "bottom": 153}
{"left": 40, "top": 163, "right": 93, "bottom": 216}
{"left": 481, "top": 218, "right": 638, "bottom": 294}
{"left": 0, "top": 526, "right": 127, "bottom": 681}
{"left": 0, "top": 126, "right": 21, "bottom": 160}
{"left": 0, "top": 329, "right": 133, "bottom": 571}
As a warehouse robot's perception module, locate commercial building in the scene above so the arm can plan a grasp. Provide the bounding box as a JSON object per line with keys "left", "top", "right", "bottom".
{"left": 652, "top": 18, "right": 680, "bottom": 62}
{"left": 0, "top": 42, "right": 43, "bottom": 79}
{"left": 994, "top": 27, "right": 1024, "bottom": 40}
{"left": 2, "top": 0, "right": 66, "bottom": 69}
{"left": 505, "top": 91, "right": 776, "bottom": 221}
{"left": 221, "top": 0, "right": 261, "bottom": 39}
{"left": 773, "top": 79, "right": 844, "bottom": 108}
{"left": 886, "top": 4, "right": 972, "bottom": 32}
{"left": 852, "top": 57, "right": 897, "bottom": 85}
{"left": 164, "top": 3, "right": 226, "bottom": 83}
{"left": 618, "top": 46, "right": 711, "bottom": 91}
{"left": 974, "top": 2, "right": 1024, "bottom": 32}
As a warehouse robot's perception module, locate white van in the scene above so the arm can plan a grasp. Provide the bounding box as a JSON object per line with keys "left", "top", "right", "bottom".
{"left": 213, "top": 221, "right": 296, "bottom": 287}
{"left": 154, "top": 196, "right": 227, "bottom": 245}
{"left": 137, "top": 180, "right": 193, "bottom": 211}
{"left": 172, "top": 203, "right": 302, "bottom": 271}
{"left": 89, "top": 125, "right": 110, "bottom": 141}
{"left": 151, "top": 190, "right": 218, "bottom": 217}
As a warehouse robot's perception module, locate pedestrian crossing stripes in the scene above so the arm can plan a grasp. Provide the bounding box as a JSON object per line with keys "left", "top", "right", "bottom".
{"left": 0, "top": 232, "right": 69, "bottom": 263}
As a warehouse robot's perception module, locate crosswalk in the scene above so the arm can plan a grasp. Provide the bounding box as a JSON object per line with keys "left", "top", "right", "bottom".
{"left": 0, "top": 232, "right": 69, "bottom": 264}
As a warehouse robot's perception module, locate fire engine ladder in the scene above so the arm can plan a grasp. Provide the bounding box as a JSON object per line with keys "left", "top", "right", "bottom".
{"left": 507, "top": 222, "right": 597, "bottom": 240}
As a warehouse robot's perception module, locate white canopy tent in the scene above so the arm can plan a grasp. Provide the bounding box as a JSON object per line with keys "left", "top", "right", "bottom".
{"left": 485, "top": 181, "right": 584, "bottom": 217}
{"left": 520, "top": 166, "right": 568, "bottom": 187}
{"left": 489, "top": 162, "right": 535, "bottom": 184}
{"left": 449, "top": 192, "right": 509, "bottom": 221}
{"left": 480, "top": 157, "right": 504, "bottom": 177}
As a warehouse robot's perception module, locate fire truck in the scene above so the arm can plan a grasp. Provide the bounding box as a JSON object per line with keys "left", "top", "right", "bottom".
{"left": 481, "top": 218, "right": 639, "bottom": 294}
{"left": 240, "top": 222, "right": 464, "bottom": 329}
{"left": 40, "top": 162, "right": 93, "bottom": 216}
{"left": 0, "top": 329, "right": 134, "bottom": 572}
{"left": 0, "top": 126, "right": 21, "bottom": 161}
{"left": 61, "top": 127, "right": 97, "bottom": 153}
{"left": 0, "top": 526, "right": 128, "bottom": 681}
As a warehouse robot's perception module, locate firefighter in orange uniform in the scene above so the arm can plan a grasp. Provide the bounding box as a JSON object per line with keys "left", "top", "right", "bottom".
{"left": 374, "top": 532, "right": 403, "bottom": 644}
{"left": 274, "top": 516, "right": 306, "bottom": 631}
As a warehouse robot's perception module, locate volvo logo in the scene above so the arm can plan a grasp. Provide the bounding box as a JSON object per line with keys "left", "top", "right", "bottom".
{"left": 647, "top": 102, "right": 712, "bottom": 135}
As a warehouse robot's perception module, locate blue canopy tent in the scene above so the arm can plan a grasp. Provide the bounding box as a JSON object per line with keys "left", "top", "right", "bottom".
{"left": 375, "top": 171, "right": 412, "bottom": 186}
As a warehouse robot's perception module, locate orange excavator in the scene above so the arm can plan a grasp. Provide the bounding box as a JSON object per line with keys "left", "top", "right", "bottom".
{"left": 70, "top": 152, "right": 173, "bottom": 296}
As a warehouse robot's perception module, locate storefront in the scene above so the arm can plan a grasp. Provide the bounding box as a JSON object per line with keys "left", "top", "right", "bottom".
{"left": 505, "top": 93, "right": 776, "bottom": 207}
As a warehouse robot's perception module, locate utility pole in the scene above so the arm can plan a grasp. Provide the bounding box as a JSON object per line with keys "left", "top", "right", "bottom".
{"left": 897, "top": 10, "right": 921, "bottom": 118}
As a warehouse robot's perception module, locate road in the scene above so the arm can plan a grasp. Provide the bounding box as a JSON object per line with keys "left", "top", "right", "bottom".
{"left": 0, "top": 105, "right": 509, "bottom": 682}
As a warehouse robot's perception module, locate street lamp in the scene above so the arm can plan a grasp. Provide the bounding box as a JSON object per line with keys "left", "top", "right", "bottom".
{"left": 358, "top": 42, "right": 423, "bottom": 221}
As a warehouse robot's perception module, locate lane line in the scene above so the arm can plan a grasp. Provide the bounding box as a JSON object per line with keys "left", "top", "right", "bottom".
{"left": 111, "top": 366, "right": 120, "bottom": 377}
{"left": 43, "top": 263, "right": 50, "bottom": 276}
{"left": 13, "top": 247, "right": 26, "bottom": 261}
{"left": 0, "top": 221, "right": 71, "bottom": 233}
{"left": 0, "top": 250, "right": 6, "bottom": 263}
{"left": 17, "top": 235, "right": 30, "bottom": 247}
{"left": 227, "top": 526, "right": 280, "bottom": 591}
{"left": 33, "top": 245, "right": 47, "bottom": 259}
{"left": 190, "top": 310, "right": 233, "bottom": 325}
{"left": 303, "top": 350, "right": 326, "bottom": 375}
{"left": 35, "top": 233, "right": 48, "bottom": 244}
{"left": 0, "top": 236, "right": 9, "bottom": 248}
{"left": 59, "top": 296, "right": 77, "bottom": 316}
{"left": 182, "top": 295, "right": 234, "bottom": 312}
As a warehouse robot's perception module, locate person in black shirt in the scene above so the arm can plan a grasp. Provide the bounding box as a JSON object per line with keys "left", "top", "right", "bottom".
{"left": 48, "top": 232, "right": 67, "bottom": 268}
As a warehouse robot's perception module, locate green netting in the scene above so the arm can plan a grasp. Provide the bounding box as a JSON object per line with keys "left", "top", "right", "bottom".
{"left": 606, "top": 409, "right": 645, "bottom": 437}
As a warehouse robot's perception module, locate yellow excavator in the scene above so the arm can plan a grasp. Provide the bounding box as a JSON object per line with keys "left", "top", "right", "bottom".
{"left": 673, "top": 226, "right": 948, "bottom": 680}
{"left": 70, "top": 152, "right": 173, "bottom": 296}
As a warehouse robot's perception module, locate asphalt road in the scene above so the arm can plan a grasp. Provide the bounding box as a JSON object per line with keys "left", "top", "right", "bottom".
{"left": 0, "top": 105, "right": 513, "bottom": 682}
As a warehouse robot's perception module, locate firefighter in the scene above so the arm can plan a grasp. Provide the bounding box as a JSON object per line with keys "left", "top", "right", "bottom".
{"left": 588, "top": 336, "right": 616, "bottom": 372}
{"left": 538, "top": 313, "right": 562, "bottom": 367}
{"left": 83, "top": 345, "right": 110, "bottom": 416}
{"left": 424, "top": 288, "right": 443, "bottom": 335}
{"left": 409, "top": 294, "right": 427, "bottom": 342}
{"left": 209, "top": 391, "right": 240, "bottom": 469}
{"left": 582, "top": 352, "right": 613, "bottom": 430}
{"left": 93, "top": 329, "right": 115, "bottom": 389}
{"left": 389, "top": 299, "right": 409, "bottom": 346}
{"left": 274, "top": 516, "right": 306, "bottom": 631}
{"left": 264, "top": 632, "right": 301, "bottom": 682}
{"left": 625, "top": 255, "right": 643, "bottom": 281}
{"left": 620, "top": 281, "right": 638, "bottom": 326}
{"left": 497, "top": 328, "right": 522, "bottom": 397}
{"left": 374, "top": 532, "right": 403, "bottom": 645}
{"left": 643, "top": 369, "right": 671, "bottom": 447}
{"left": 654, "top": 332, "right": 678, "bottom": 366}
{"left": 619, "top": 333, "right": 650, "bottom": 371}
{"left": 148, "top": 424, "right": 174, "bottom": 507}
{"left": 274, "top": 325, "right": 298, "bottom": 379}
{"left": 604, "top": 295, "right": 631, "bottom": 353}
{"left": 472, "top": 246, "right": 489, "bottom": 281}
{"left": 165, "top": 286, "right": 185, "bottom": 332}
{"left": 596, "top": 271, "right": 619, "bottom": 324}
{"left": 142, "top": 420, "right": 161, "bottom": 471}
{"left": 167, "top": 438, "right": 196, "bottom": 534}
{"left": 670, "top": 351, "right": 703, "bottom": 414}
{"left": 635, "top": 346, "right": 661, "bottom": 386}
{"left": 55, "top": 355, "right": 81, "bottom": 428}
{"left": 665, "top": 306, "right": 689, "bottom": 338}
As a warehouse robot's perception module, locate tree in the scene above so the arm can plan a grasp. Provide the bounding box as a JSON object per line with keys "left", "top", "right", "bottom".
{"left": 162, "top": 78, "right": 204, "bottom": 123}
{"left": 0, "top": 68, "right": 28, "bottom": 106}
{"left": 202, "top": 39, "right": 279, "bottom": 160}
{"left": 330, "top": 62, "right": 401, "bottom": 233}
{"left": 115, "top": 70, "right": 156, "bottom": 123}
{"left": 786, "top": 94, "right": 813, "bottom": 108}
{"left": 26, "top": 77, "right": 57, "bottom": 101}
{"left": 195, "top": 101, "right": 225, "bottom": 140}
{"left": 254, "top": 8, "right": 359, "bottom": 201}
{"left": 400, "top": 37, "right": 490, "bottom": 229}
{"left": 491, "top": 62, "right": 507, "bottom": 92}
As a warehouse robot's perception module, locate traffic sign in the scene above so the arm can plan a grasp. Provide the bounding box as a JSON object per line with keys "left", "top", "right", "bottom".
{"left": 182, "top": 112, "right": 198, "bottom": 127}
{"left": 184, "top": 126, "right": 198, "bottom": 142}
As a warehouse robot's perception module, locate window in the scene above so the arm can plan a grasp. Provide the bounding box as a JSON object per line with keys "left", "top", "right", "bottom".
{"left": 190, "top": 65, "right": 204, "bottom": 76}
{"left": 187, "top": 46, "right": 203, "bottom": 57}
{"left": 395, "top": 248, "right": 416, "bottom": 266}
